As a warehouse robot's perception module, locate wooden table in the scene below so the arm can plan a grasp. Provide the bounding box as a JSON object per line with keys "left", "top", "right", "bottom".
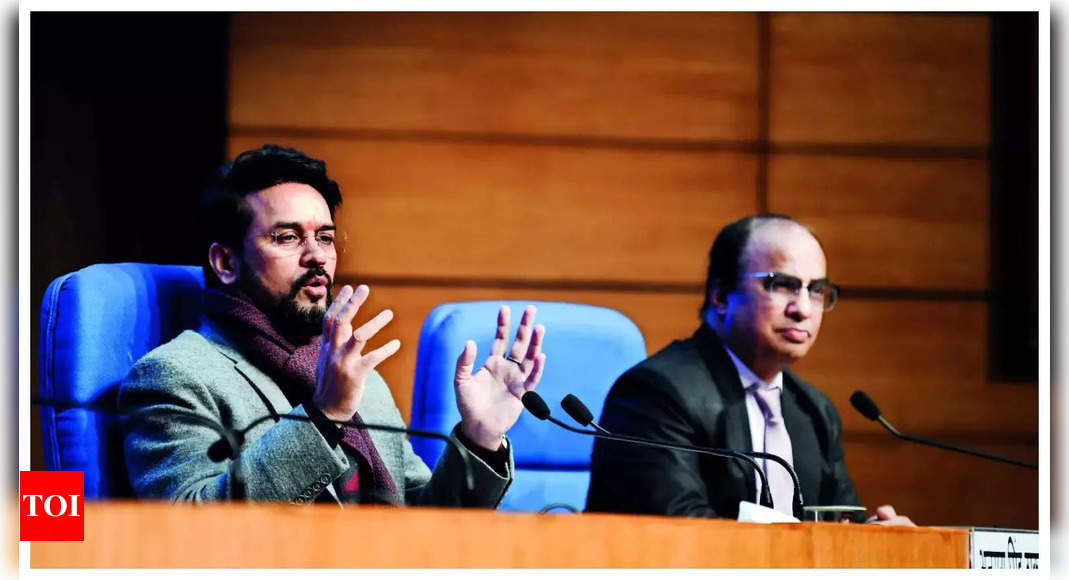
{"left": 32, "top": 501, "right": 969, "bottom": 568}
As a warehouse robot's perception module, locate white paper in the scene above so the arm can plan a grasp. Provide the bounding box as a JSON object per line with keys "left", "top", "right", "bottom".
{"left": 737, "top": 500, "right": 800, "bottom": 523}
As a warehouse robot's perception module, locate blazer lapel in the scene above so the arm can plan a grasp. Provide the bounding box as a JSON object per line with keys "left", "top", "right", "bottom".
{"left": 199, "top": 318, "right": 291, "bottom": 415}
{"left": 780, "top": 376, "right": 821, "bottom": 507}
{"left": 199, "top": 317, "right": 344, "bottom": 504}
{"left": 692, "top": 326, "right": 756, "bottom": 503}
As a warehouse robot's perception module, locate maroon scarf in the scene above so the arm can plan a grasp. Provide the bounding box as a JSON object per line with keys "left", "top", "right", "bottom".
{"left": 203, "top": 285, "right": 399, "bottom": 505}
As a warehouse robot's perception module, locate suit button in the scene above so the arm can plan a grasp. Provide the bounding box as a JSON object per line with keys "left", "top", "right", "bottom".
{"left": 293, "top": 497, "right": 306, "bottom": 505}
{"left": 319, "top": 474, "right": 332, "bottom": 484}
{"left": 312, "top": 482, "right": 323, "bottom": 491}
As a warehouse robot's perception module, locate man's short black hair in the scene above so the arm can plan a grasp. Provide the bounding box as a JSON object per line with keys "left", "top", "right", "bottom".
{"left": 200, "top": 144, "right": 343, "bottom": 285}
{"left": 699, "top": 213, "right": 801, "bottom": 319}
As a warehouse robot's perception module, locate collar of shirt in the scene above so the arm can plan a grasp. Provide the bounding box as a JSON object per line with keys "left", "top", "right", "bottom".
{"left": 722, "top": 344, "right": 783, "bottom": 393}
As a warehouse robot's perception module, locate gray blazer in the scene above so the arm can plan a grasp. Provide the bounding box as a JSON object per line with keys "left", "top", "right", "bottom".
{"left": 119, "top": 320, "right": 513, "bottom": 506}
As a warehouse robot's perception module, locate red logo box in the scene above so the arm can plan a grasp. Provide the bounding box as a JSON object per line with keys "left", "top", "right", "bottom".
{"left": 20, "top": 471, "right": 84, "bottom": 541}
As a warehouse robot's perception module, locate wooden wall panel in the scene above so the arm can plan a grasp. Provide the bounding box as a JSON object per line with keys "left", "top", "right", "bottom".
{"left": 769, "top": 13, "right": 990, "bottom": 146}
{"left": 843, "top": 437, "right": 1038, "bottom": 529}
{"left": 230, "top": 13, "right": 759, "bottom": 140}
{"left": 767, "top": 155, "right": 989, "bottom": 290}
{"left": 227, "top": 12, "right": 1037, "bottom": 530}
{"left": 229, "top": 136, "right": 756, "bottom": 284}
{"left": 794, "top": 299, "right": 1037, "bottom": 438}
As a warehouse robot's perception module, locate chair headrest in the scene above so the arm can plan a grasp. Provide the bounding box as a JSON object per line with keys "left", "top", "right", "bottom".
{"left": 410, "top": 300, "right": 647, "bottom": 469}
{"left": 39, "top": 263, "right": 204, "bottom": 497}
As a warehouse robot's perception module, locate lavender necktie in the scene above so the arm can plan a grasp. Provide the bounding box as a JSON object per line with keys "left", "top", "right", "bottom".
{"left": 750, "top": 385, "right": 795, "bottom": 515}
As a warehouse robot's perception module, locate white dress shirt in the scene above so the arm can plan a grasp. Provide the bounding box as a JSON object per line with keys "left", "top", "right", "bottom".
{"left": 721, "top": 345, "right": 795, "bottom": 500}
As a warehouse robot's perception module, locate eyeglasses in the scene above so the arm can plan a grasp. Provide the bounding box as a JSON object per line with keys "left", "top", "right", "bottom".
{"left": 254, "top": 228, "right": 347, "bottom": 257}
{"left": 745, "top": 271, "right": 840, "bottom": 312}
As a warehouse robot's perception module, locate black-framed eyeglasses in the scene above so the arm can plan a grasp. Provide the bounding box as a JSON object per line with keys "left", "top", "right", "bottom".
{"left": 744, "top": 271, "right": 840, "bottom": 312}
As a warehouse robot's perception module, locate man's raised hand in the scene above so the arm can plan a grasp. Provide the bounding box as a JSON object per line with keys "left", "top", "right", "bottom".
{"left": 313, "top": 284, "right": 401, "bottom": 421}
{"left": 454, "top": 305, "right": 546, "bottom": 450}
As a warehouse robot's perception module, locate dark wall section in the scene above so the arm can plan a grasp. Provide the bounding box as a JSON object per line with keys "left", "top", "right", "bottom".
{"left": 30, "top": 12, "right": 229, "bottom": 469}
{"left": 988, "top": 12, "right": 1039, "bottom": 382}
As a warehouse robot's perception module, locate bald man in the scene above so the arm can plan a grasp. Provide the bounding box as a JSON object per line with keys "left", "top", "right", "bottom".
{"left": 586, "top": 214, "right": 911, "bottom": 525}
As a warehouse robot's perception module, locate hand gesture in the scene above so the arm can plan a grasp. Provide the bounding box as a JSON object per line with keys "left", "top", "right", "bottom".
{"left": 454, "top": 305, "right": 546, "bottom": 450}
{"left": 313, "top": 284, "right": 401, "bottom": 422}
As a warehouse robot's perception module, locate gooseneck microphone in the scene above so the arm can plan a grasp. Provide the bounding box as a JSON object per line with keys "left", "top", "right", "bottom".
{"left": 849, "top": 390, "right": 1038, "bottom": 470}
{"left": 34, "top": 395, "right": 251, "bottom": 499}
{"left": 34, "top": 395, "right": 243, "bottom": 461}
{"left": 32, "top": 396, "right": 476, "bottom": 495}
{"left": 521, "top": 391, "right": 775, "bottom": 510}
{"left": 560, "top": 394, "right": 611, "bottom": 435}
{"left": 559, "top": 392, "right": 805, "bottom": 519}
{"left": 224, "top": 412, "right": 476, "bottom": 491}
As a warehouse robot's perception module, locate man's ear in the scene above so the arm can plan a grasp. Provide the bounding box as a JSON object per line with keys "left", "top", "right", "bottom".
{"left": 709, "top": 281, "right": 731, "bottom": 315}
{"left": 208, "top": 243, "right": 239, "bottom": 285}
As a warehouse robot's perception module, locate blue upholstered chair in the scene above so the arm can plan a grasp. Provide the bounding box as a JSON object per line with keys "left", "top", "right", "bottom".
{"left": 39, "top": 263, "right": 205, "bottom": 498}
{"left": 409, "top": 301, "right": 647, "bottom": 512}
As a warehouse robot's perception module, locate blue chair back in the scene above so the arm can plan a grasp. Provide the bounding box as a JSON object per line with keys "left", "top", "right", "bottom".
{"left": 39, "top": 263, "right": 205, "bottom": 498}
{"left": 409, "top": 301, "right": 646, "bottom": 512}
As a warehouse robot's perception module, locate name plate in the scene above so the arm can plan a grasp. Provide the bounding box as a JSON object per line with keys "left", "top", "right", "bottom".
{"left": 970, "top": 528, "right": 1039, "bottom": 569}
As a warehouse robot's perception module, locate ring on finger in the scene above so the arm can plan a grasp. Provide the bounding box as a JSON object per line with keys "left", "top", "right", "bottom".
{"left": 505, "top": 355, "right": 524, "bottom": 368}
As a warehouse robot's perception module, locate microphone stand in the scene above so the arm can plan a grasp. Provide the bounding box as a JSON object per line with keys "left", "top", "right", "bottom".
{"left": 525, "top": 397, "right": 773, "bottom": 509}
{"left": 560, "top": 393, "right": 803, "bottom": 518}
{"left": 850, "top": 390, "right": 1038, "bottom": 470}
{"left": 235, "top": 413, "right": 476, "bottom": 492}
{"left": 874, "top": 414, "right": 1038, "bottom": 469}
{"left": 32, "top": 396, "right": 476, "bottom": 501}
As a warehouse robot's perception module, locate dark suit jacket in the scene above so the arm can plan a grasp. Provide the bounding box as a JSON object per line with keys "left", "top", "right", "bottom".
{"left": 585, "top": 324, "right": 859, "bottom": 518}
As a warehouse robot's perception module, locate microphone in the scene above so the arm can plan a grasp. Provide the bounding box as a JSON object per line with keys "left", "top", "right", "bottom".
{"left": 559, "top": 392, "right": 805, "bottom": 519}
{"left": 32, "top": 396, "right": 476, "bottom": 495}
{"left": 34, "top": 395, "right": 251, "bottom": 499}
{"left": 560, "top": 394, "right": 611, "bottom": 435}
{"left": 849, "top": 391, "right": 880, "bottom": 421}
{"left": 34, "top": 395, "right": 243, "bottom": 462}
{"left": 521, "top": 391, "right": 775, "bottom": 510}
{"left": 849, "top": 390, "right": 1038, "bottom": 470}
{"left": 228, "top": 412, "right": 476, "bottom": 492}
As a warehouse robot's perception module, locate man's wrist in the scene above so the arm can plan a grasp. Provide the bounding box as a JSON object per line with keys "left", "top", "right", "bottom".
{"left": 455, "top": 424, "right": 510, "bottom": 478}
{"left": 459, "top": 422, "right": 505, "bottom": 452}
{"left": 305, "top": 401, "right": 344, "bottom": 448}
{"left": 311, "top": 398, "right": 350, "bottom": 423}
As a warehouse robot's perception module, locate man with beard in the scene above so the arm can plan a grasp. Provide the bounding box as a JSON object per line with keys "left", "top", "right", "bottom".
{"left": 119, "top": 145, "right": 546, "bottom": 506}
